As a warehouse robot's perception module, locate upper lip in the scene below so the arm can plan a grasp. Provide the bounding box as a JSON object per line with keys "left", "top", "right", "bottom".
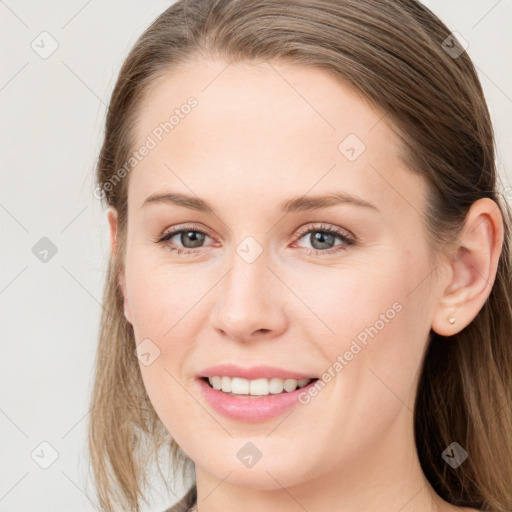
{"left": 199, "top": 364, "right": 318, "bottom": 381}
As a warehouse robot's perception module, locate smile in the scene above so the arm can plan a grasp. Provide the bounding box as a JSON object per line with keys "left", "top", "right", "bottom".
{"left": 205, "top": 376, "right": 314, "bottom": 396}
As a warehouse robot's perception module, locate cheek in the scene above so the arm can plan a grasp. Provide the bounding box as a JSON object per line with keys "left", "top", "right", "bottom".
{"left": 125, "top": 249, "right": 200, "bottom": 336}
{"left": 125, "top": 254, "right": 218, "bottom": 412}
{"left": 304, "top": 252, "right": 432, "bottom": 394}
{"left": 125, "top": 260, "right": 202, "bottom": 435}
{"left": 298, "top": 261, "right": 409, "bottom": 347}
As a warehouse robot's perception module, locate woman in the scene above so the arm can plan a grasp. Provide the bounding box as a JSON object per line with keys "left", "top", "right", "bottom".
{"left": 88, "top": 1, "right": 512, "bottom": 511}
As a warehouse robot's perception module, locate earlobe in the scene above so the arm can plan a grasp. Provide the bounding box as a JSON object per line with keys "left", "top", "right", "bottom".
{"left": 107, "top": 207, "right": 133, "bottom": 324}
{"left": 431, "top": 198, "right": 504, "bottom": 336}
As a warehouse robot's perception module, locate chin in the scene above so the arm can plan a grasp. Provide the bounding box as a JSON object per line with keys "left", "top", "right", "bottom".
{"left": 197, "top": 450, "right": 313, "bottom": 491}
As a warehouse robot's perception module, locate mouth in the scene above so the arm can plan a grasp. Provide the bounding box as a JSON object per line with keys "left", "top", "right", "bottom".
{"left": 200, "top": 375, "right": 320, "bottom": 397}
{"left": 197, "top": 374, "right": 321, "bottom": 421}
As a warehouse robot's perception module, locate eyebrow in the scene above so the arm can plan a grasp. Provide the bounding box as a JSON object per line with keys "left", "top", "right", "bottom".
{"left": 141, "top": 190, "right": 379, "bottom": 214}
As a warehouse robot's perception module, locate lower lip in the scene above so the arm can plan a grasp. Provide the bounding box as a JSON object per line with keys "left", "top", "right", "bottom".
{"left": 197, "top": 378, "right": 318, "bottom": 422}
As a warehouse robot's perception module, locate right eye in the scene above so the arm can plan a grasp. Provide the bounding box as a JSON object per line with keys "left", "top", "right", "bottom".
{"left": 155, "top": 224, "right": 215, "bottom": 255}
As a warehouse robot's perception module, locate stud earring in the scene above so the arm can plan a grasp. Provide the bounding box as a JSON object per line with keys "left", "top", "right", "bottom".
{"left": 448, "top": 316, "right": 455, "bottom": 325}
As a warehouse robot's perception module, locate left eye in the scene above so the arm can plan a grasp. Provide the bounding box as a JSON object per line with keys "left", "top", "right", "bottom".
{"left": 294, "top": 226, "right": 354, "bottom": 253}
{"left": 155, "top": 223, "right": 355, "bottom": 256}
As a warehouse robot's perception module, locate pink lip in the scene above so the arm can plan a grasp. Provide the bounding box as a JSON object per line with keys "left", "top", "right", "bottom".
{"left": 199, "top": 364, "right": 317, "bottom": 380}
{"left": 197, "top": 377, "right": 319, "bottom": 422}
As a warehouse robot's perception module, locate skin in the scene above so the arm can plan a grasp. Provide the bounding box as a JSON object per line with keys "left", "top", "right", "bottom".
{"left": 107, "top": 58, "right": 503, "bottom": 512}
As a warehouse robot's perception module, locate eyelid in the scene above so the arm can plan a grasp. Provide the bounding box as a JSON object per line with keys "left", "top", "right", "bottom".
{"left": 294, "top": 223, "right": 354, "bottom": 241}
{"left": 155, "top": 222, "right": 212, "bottom": 239}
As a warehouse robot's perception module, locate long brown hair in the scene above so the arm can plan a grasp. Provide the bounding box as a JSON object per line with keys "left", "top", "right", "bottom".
{"left": 89, "top": 1, "right": 512, "bottom": 510}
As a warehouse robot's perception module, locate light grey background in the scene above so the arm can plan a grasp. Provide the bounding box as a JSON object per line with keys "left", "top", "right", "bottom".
{"left": 1, "top": 1, "right": 510, "bottom": 511}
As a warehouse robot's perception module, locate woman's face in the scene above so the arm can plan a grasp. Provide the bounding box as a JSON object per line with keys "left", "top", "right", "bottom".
{"left": 110, "top": 59, "right": 447, "bottom": 491}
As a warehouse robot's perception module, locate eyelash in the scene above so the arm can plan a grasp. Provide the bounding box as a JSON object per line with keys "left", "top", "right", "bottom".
{"left": 154, "top": 223, "right": 356, "bottom": 257}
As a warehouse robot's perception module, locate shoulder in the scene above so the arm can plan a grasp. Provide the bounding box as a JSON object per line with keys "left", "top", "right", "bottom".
{"left": 162, "top": 485, "right": 197, "bottom": 512}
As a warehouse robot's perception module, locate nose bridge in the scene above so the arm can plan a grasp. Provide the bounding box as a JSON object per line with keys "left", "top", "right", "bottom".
{"left": 224, "top": 235, "right": 272, "bottom": 313}
{"left": 211, "top": 234, "right": 285, "bottom": 340}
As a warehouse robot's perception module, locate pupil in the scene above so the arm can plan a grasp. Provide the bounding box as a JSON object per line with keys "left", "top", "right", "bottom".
{"left": 311, "top": 231, "right": 334, "bottom": 249}
{"left": 181, "top": 231, "right": 205, "bottom": 248}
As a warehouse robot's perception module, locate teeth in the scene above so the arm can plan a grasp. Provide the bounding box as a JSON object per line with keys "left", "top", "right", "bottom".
{"left": 207, "top": 376, "right": 313, "bottom": 396}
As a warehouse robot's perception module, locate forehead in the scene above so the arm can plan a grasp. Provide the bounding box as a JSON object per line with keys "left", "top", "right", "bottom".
{"left": 128, "top": 58, "right": 426, "bottom": 216}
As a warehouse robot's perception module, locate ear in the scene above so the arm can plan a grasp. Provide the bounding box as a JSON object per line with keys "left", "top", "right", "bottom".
{"left": 431, "top": 198, "right": 504, "bottom": 336}
{"left": 107, "top": 207, "right": 132, "bottom": 324}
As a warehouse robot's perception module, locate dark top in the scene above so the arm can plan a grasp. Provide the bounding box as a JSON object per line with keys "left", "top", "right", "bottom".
{"left": 163, "top": 485, "right": 197, "bottom": 512}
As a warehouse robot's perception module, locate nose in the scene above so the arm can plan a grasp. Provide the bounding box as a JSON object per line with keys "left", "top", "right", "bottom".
{"left": 209, "top": 243, "right": 288, "bottom": 343}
